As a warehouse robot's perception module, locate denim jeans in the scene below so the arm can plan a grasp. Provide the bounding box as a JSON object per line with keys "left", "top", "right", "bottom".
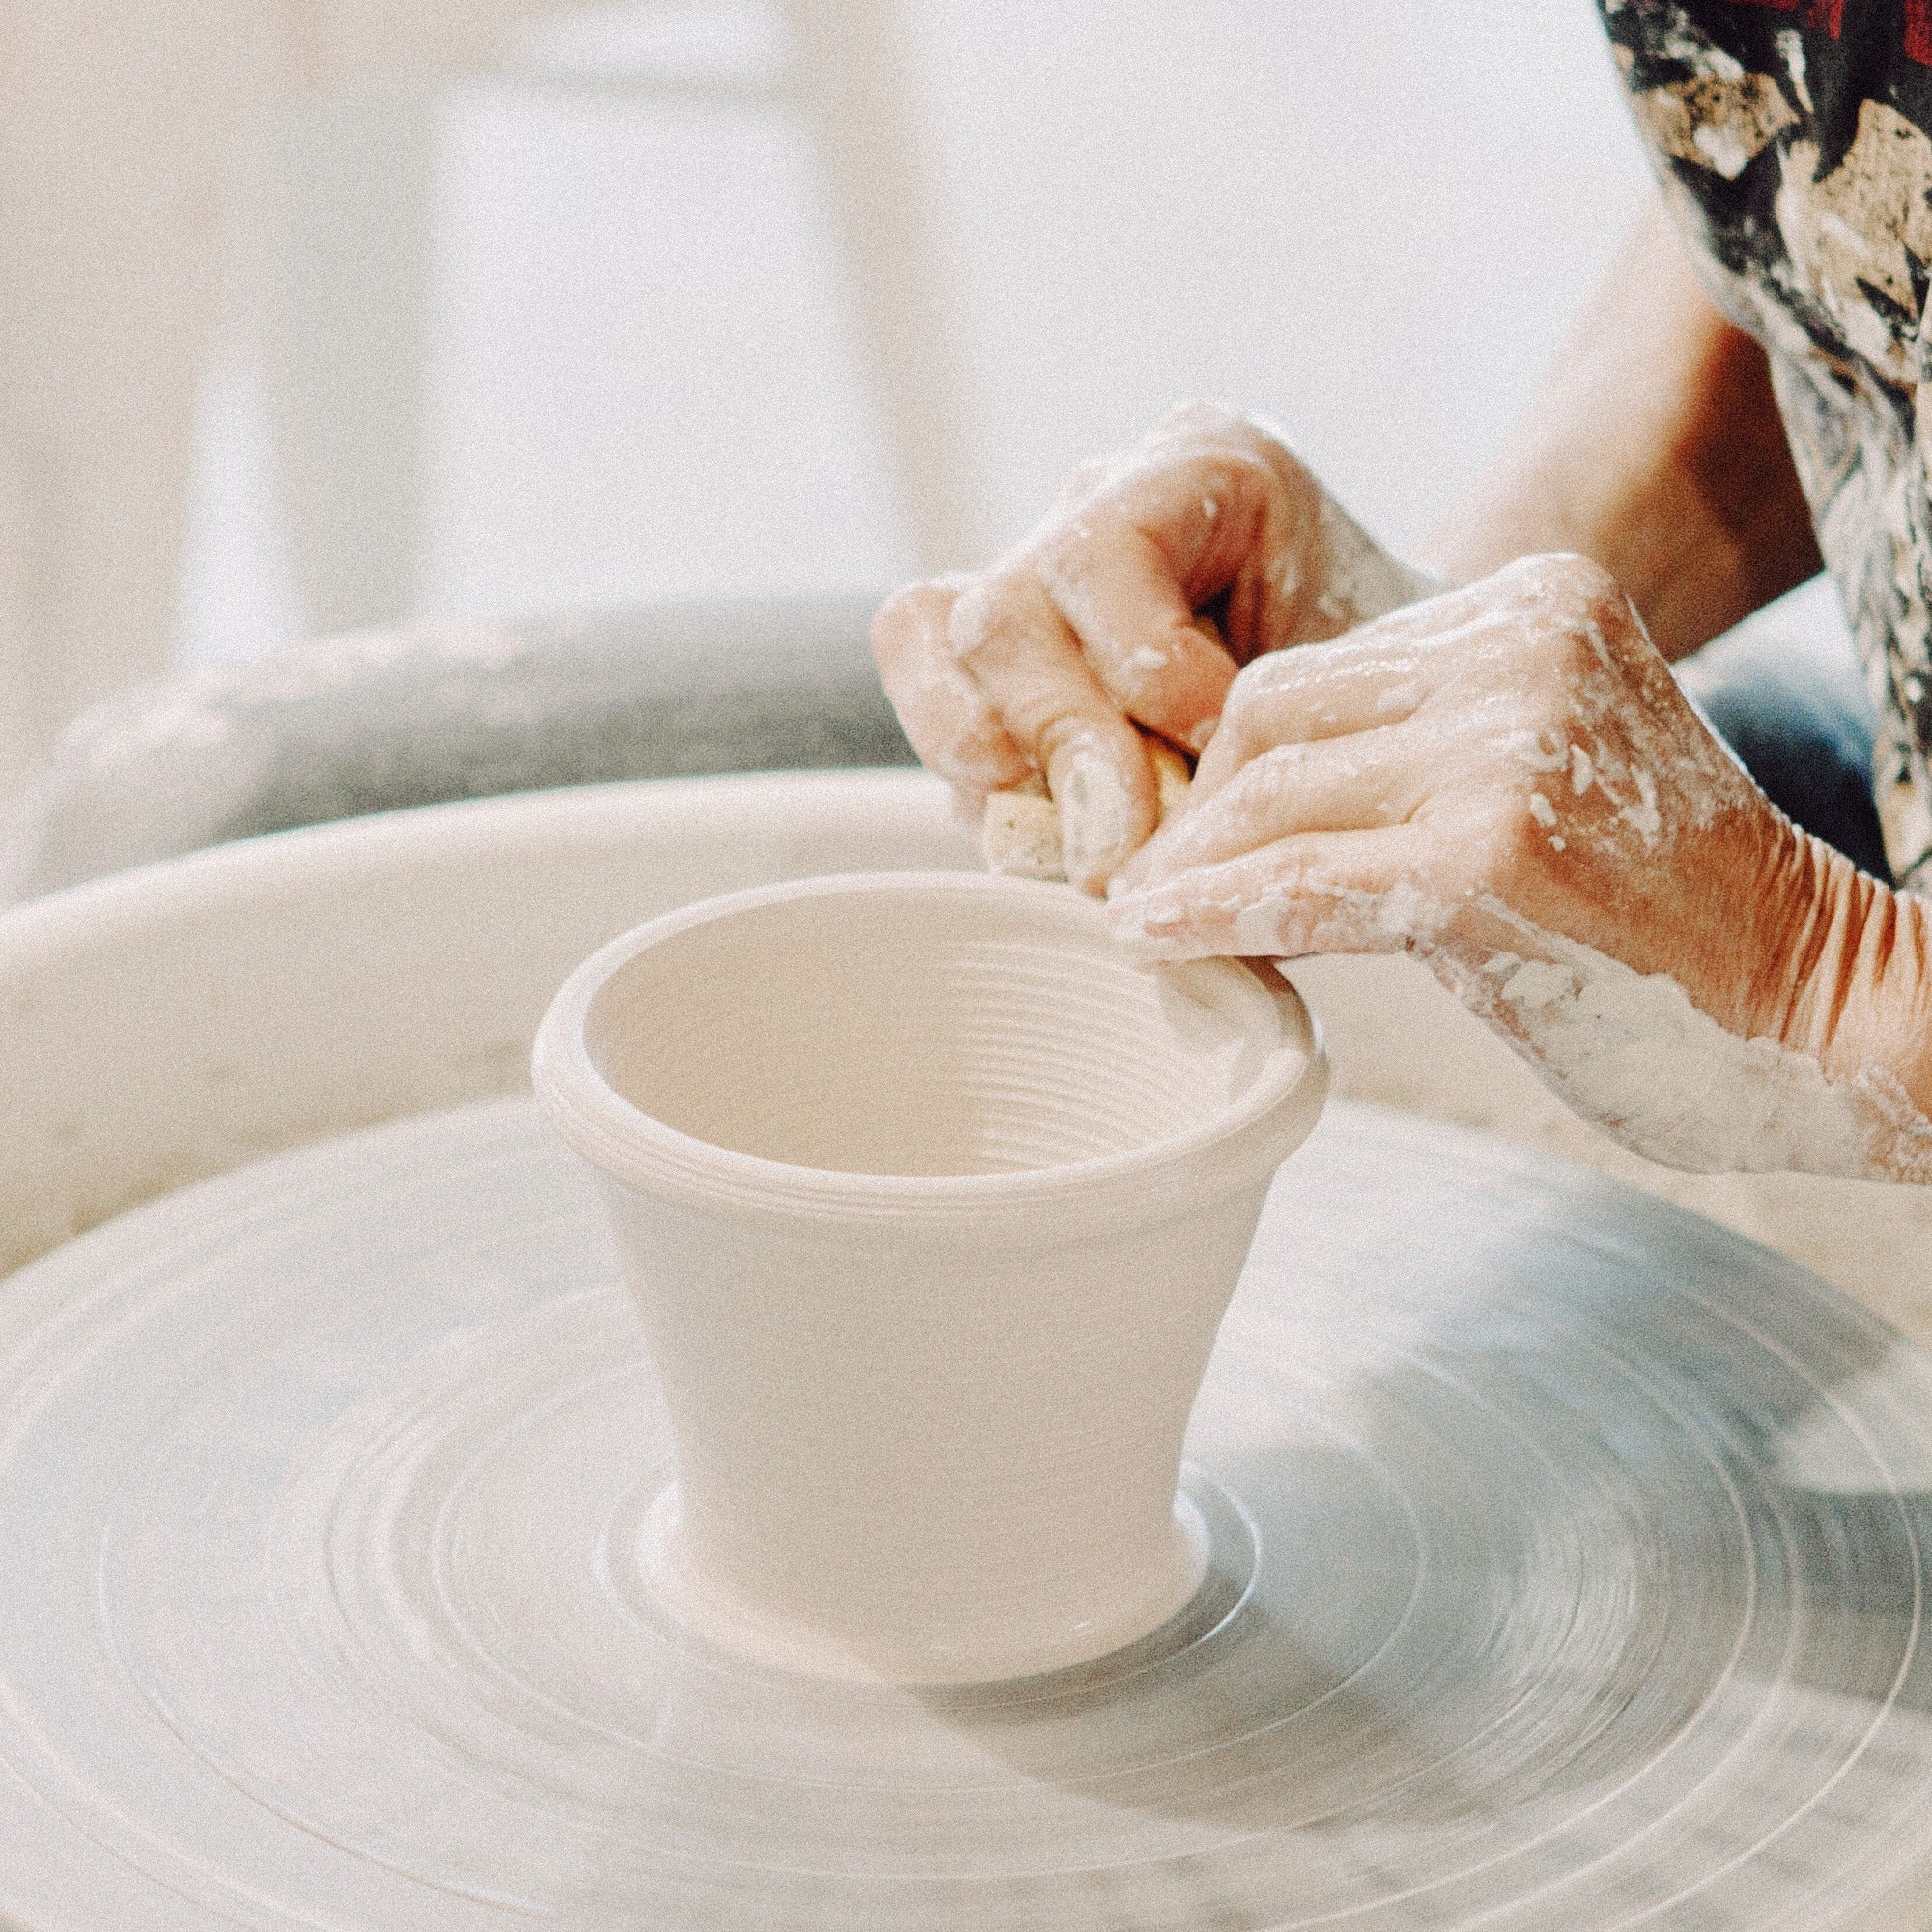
{"left": 1676, "top": 583, "right": 1892, "bottom": 885}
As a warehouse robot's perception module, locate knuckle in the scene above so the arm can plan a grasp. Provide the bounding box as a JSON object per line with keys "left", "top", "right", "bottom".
{"left": 1216, "top": 654, "right": 1277, "bottom": 736}
{"left": 944, "top": 574, "right": 1019, "bottom": 667}
{"left": 1072, "top": 425, "right": 1293, "bottom": 531}
{"left": 912, "top": 688, "right": 1026, "bottom": 795}
{"left": 1517, "top": 551, "right": 1637, "bottom": 638}
{"left": 1544, "top": 550, "right": 1618, "bottom": 600}
{"left": 1197, "top": 444, "right": 1280, "bottom": 503}
{"left": 1102, "top": 650, "right": 1173, "bottom": 721}
{"left": 1247, "top": 739, "right": 1311, "bottom": 794}
{"left": 1233, "top": 418, "right": 1307, "bottom": 482}
{"left": 1050, "top": 461, "right": 1110, "bottom": 516}
{"left": 1153, "top": 399, "right": 1296, "bottom": 464}
{"left": 1478, "top": 603, "right": 1599, "bottom": 700}
{"left": 869, "top": 582, "right": 923, "bottom": 652}
{"left": 1156, "top": 398, "right": 1242, "bottom": 439}
{"left": 1522, "top": 617, "right": 1597, "bottom": 689}
{"left": 869, "top": 583, "right": 951, "bottom": 684}
{"left": 1229, "top": 636, "right": 1323, "bottom": 705}
{"left": 1152, "top": 403, "right": 1294, "bottom": 479}
{"left": 1205, "top": 668, "right": 1285, "bottom": 774}
{"left": 1035, "top": 709, "right": 1101, "bottom": 769}
{"left": 871, "top": 579, "right": 954, "bottom": 659}
{"left": 1030, "top": 517, "right": 1100, "bottom": 585}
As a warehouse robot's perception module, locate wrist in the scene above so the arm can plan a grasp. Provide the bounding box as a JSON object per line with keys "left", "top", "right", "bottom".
{"left": 1765, "top": 829, "right": 1932, "bottom": 1135}
{"left": 1237, "top": 412, "right": 1442, "bottom": 626}
{"left": 1308, "top": 486, "right": 1444, "bottom": 627}
{"left": 1836, "top": 877, "right": 1932, "bottom": 1120}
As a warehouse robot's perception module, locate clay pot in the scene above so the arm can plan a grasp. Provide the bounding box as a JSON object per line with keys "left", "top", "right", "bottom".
{"left": 533, "top": 871, "right": 1326, "bottom": 1682}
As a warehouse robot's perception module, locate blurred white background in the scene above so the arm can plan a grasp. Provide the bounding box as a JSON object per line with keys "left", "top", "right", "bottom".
{"left": 0, "top": 0, "right": 1658, "bottom": 793}
{"left": 178, "top": 0, "right": 1654, "bottom": 663}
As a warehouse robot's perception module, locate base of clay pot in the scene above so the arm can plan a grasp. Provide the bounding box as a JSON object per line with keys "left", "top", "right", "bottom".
{"left": 637, "top": 1482, "right": 1213, "bottom": 1684}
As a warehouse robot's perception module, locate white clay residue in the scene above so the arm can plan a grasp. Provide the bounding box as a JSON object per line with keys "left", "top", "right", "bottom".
{"left": 1137, "top": 842, "right": 1932, "bottom": 1183}
{"left": 1616, "top": 768, "right": 1662, "bottom": 846}
{"left": 1464, "top": 922, "right": 1932, "bottom": 1181}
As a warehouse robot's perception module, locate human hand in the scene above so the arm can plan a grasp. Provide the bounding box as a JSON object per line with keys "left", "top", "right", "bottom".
{"left": 871, "top": 402, "right": 1437, "bottom": 893}
{"left": 1107, "top": 553, "right": 1932, "bottom": 1180}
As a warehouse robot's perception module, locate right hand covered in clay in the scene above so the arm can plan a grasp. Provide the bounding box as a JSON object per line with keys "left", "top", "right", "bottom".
{"left": 1106, "top": 553, "right": 1932, "bottom": 1182}
{"left": 871, "top": 403, "right": 1439, "bottom": 893}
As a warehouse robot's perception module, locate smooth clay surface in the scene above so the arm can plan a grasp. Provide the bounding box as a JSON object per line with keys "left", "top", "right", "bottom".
{"left": 4, "top": 1095, "right": 1932, "bottom": 1929}
{"left": 534, "top": 872, "right": 1324, "bottom": 1682}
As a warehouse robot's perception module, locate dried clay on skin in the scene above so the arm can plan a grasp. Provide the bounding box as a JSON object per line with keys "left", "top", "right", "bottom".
{"left": 1111, "top": 877, "right": 1930, "bottom": 1182}
{"left": 1111, "top": 551, "right": 1932, "bottom": 1184}
{"left": 1444, "top": 923, "right": 1932, "bottom": 1182}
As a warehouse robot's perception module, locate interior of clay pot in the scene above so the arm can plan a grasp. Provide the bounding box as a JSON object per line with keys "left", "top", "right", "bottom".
{"left": 582, "top": 882, "right": 1288, "bottom": 1177}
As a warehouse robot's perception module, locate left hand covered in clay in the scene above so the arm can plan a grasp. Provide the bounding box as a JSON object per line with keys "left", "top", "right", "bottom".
{"left": 1108, "top": 552, "right": 1932, "bottom": 1181}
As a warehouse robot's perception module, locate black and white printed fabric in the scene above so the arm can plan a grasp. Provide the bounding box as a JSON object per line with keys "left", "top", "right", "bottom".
{"left": 1603, "top": 0, "right": 1932, "bottom": 887}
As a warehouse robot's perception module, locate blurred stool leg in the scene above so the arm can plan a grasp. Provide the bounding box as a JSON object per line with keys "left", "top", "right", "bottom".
{"left": 260, "top": 87, "right": 439, "bottom": 638}
{"left": 779, "top": 0, "right": 993, "bottom": 572}
{"left": 0, "top": 0, "right": 274, "bottom": 748}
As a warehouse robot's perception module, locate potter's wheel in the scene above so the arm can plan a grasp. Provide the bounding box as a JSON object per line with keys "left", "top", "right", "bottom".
{"left": 5, "top": 1096, "right": 1932, "bottom": 1930}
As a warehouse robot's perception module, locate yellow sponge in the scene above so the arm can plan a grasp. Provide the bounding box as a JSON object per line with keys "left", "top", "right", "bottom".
{"left": 981, "top": 734, "right": 1192, "bottom": 881}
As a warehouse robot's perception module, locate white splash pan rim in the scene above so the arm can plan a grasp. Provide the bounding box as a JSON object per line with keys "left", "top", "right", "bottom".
{"left": 532, "top": 870, "right": 1327, "bottom": 1235}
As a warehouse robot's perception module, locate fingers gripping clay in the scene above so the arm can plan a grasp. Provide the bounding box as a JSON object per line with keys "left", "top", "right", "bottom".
{"left": 984, "top": 733, "right": 1193, "bottom": 882}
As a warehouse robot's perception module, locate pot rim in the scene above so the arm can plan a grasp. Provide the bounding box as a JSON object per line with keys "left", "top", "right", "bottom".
{"left": 531, "top": 870, "right": 1328, "bottom": 1231}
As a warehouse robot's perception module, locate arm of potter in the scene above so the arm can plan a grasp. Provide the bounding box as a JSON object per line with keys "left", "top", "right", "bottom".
{"left": 1419, "top": 196, "right": 1820, "bottom": 661}
{"left": 984, "top": 735, "right": 1194, "bottom": 882}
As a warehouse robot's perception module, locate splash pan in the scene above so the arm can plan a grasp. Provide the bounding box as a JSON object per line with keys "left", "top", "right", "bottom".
{"left": 3, "top": 1095, "right": 1932, "bottom": 1929}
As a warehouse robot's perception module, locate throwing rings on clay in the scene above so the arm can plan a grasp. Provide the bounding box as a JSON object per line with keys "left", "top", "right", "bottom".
{"left": 533, "top": 873, "right": 1326, "bottom": 1685}
{"left": 1, "top": 1095, "right": 1931, "bottom": 1928}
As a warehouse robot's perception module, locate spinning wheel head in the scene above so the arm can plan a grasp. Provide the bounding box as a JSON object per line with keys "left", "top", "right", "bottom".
{"left": 4, "top": 1075, "right": 1932, "bottom": 1925}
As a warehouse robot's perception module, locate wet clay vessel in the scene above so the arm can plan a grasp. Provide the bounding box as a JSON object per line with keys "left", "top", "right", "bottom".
{"left": 533, "top": 871, "right": 1327, "bottom": 1682}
